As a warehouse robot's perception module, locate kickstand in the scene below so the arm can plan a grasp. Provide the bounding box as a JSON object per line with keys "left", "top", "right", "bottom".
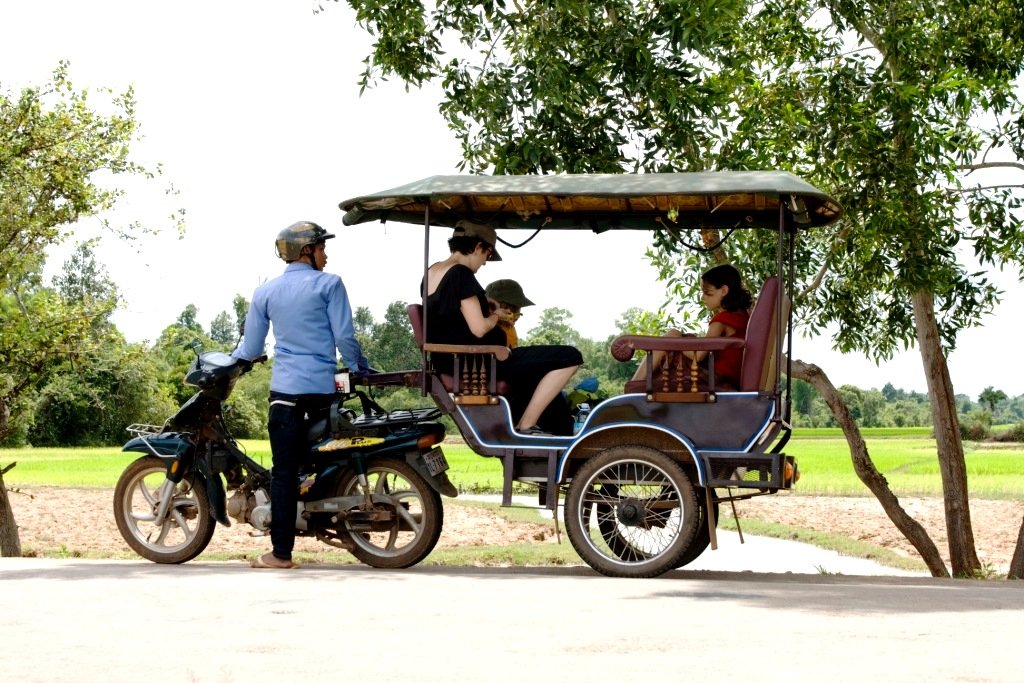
{"left": 728, "top": 488, "right": 745, "bottom": 544}
{"left": 705, "top": 487, "right": 719, "bottom": 551}
{"left": 552, "top": 500, "right": 562, "bottom": 544}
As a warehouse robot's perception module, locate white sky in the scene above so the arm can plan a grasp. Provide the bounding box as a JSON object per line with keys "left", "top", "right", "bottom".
{"left": 3, "top": 0, "right": 1021, "bottom": 400}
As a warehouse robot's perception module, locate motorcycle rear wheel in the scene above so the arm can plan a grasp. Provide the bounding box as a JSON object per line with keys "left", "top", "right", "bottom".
{"left": 113, "top": 455, "right": 216, "bottom": 564}
{"left": 334, "top": 459, "right": 443, "bottom": 569}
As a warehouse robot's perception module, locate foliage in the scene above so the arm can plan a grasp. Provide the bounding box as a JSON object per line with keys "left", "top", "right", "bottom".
{"left": 223, "top": 361, "right": 271, "bottom": 439}
{"left": 979, "top": 386, "right": 1009, "bottom": 413}
{"left": 28, "top": 341, "right": 176, "bottom": 446}
{"left": 523, "top": 307, "right": 581, "bottom": 347}
{"left": 0, "top": 65, "right": 178, "bottom": 441}
{"left": 232, "top": 294, "right": 249, "bottom": 337}
{"left": 338, "top": 0, "right": 1024, "bottom": 376}
{"left": 366, "top": 301, "right": 421, "bottom": 372}
{"left": 149, "top": 305, "right": 217, "bottom": 406}
{"left": 209, "top": 310, "right": 236, "bottom": 347}
{"left": 339, "top": 0, "right": 1024, "bottom": 577}
{"left": 344, "top": 0, "right": 746, "bottom": 174}
{"left": 6, "top": 243, "right": 175, "bottom": 446}
{"left": 991, "top": 423, "right": 1024, "bottom": 443}
{"left": 960, "top": 409, "right": 994, "bottom": 442}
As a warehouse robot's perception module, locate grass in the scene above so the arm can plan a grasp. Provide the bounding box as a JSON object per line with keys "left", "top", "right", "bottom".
{"left": 5, "top": 431, "right": 1021, "bottom": 499}
{"left": 4, "top": 429, "right": 1021, "bottom": 571}
{"left": 785, "top": 437, "right": 1024, "bottom": 499}
{"left": 0, "top": 441, "right": 272, "bottom": 488}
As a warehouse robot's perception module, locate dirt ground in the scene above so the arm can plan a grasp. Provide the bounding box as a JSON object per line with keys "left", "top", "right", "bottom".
{"left": 732, "top": 494, "right": 1023, "bottom": 574}
{"left": 6, "top": 487, "right": 1022, "bottom": 574}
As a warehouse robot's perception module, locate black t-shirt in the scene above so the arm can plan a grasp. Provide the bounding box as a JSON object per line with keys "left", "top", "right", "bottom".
{"left": 424, "top": 264, "right": 505, "bottom": 347}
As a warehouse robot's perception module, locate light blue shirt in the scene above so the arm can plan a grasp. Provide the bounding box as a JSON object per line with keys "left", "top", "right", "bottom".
{"left": 233, "top": 262, "right": 369, "bottom": 395}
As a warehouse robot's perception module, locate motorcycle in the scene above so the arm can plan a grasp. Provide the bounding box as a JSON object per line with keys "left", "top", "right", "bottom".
{"left": 113, "top": 348, "right": 455, "bottom": 568}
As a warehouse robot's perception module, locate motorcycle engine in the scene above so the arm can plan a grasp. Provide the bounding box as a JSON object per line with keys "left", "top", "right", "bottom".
{"left": 226, "top": 487, "right": 272, "bottom": 531}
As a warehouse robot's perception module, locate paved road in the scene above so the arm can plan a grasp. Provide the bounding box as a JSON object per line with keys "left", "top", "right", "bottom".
{"left": 2, "top": 553, "right": 1022, "bottom": 683}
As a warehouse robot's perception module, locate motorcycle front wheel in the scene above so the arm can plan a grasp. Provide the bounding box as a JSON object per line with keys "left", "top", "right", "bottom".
{"left": 334, "top": 458, "right": 443, "bottom": 569}
{"left": 113, "top": 455, "right": 216, "bottom": 564}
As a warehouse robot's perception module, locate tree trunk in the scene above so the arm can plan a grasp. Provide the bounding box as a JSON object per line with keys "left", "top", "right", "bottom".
{"left": 790, "top": 359, "right": 950, "bottom": 577}
{"left": 911, "top": 289, "right": 981, "bottom": 576}
{"left": 1010, "top": 515, "right": 1024, "bottom": 580}
{"left": 0, "top": 463, "right": 22, "bottom": 558}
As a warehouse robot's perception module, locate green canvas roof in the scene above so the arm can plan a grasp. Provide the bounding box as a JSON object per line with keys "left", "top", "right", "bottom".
{"left": 339, "top": 171, "right": 842, "bottom": 231}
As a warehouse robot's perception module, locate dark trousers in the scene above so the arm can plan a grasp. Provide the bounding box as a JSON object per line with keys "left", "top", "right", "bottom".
{"left": 500, "top": 345, "right": 582, "bottom": 436}
{"left": 267, "top": 392, "right": 333, "bottom": 560}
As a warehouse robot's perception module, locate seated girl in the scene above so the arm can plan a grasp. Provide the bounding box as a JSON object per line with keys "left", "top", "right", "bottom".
{"left": 629, "top": 264, "right": 752, "bottom": 391}
{"left": 423, "top": 221, "right": 582, "bottom": 436}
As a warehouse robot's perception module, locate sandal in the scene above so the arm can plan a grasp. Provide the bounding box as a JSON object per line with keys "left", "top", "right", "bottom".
{"left": 250, "top": 552, "right": 299, "bottom": 569}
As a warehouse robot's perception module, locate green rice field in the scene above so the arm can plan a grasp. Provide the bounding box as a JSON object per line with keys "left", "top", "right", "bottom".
{"left": 2, "top": 428, "right": 1021, "bottom": 499}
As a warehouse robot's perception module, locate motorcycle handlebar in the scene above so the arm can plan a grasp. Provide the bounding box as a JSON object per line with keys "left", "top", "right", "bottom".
{"left": 237, "top": 355, "right": 268, "bottom": 372}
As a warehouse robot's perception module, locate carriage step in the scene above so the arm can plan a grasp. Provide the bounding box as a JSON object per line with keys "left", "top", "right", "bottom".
{"left": 696, "top": 451, "right": 795, "bottom": 489}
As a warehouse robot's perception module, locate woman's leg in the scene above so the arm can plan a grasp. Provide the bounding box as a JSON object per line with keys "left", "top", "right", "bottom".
{"left": 516, "top": 365, "right": 579, "bottom": 431}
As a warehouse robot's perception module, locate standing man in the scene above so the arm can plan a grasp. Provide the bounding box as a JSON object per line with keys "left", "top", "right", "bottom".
{"left": 234, "top": 220, "right": 370, "bottom": 569}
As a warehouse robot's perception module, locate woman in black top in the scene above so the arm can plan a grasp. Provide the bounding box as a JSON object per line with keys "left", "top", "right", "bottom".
{"left": 423, "top": 222, "right": 581, "bottom": 435}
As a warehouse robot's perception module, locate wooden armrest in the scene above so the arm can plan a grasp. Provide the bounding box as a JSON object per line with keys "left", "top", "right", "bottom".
{"left": 610, "top": 334, "right": 745, "bottom": 361}
{"left": 353, "top": 371, "right": 421, "bottom": 388}
{"left": 423, "top": 343, "right": 511, "bottom": 362}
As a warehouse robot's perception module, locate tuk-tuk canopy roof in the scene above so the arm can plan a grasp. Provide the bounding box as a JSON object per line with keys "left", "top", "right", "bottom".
{"left": 339, "top": 171, "right": 842, "bottom": 231}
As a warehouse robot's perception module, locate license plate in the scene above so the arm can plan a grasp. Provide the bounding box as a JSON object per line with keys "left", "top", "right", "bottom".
{"left": 422, "top": 448, "right": 449, "bottom": 476}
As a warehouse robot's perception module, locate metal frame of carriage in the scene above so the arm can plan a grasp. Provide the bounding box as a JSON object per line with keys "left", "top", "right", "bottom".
{"left": 342, "top": 172, "right": 842, "bottom": 577}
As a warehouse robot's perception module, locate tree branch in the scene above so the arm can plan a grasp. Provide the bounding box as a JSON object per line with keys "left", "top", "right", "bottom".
{"left": 789, "top": 357, "right": 951, "bottom": 577}
{"left": 961, "top": 161, "right": 1024, "bottom": 173}
{"left": 798, "top": 223, "right": 852, "bottom": 300}
{"left": 949, "top": 184, "right": 1024, "bottom": 193}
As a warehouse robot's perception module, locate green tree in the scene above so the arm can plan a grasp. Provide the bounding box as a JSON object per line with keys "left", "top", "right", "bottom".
{"left": 175, "top": 304, "right": 203, "bottom": 336}
{"left": 150, "top": 307, "right": 215, "bottom": 406}
{"left": 25, "top": 244, "right": 174, "bottom": 446}
{"left": 52, "top": 241, "right": 119, "bottom": 324}
{"left": 341, "top": 0, "right": 1024, "bottom": 577}
{"left": 979, "top": 386, "right": 1008, "bottom": 414}
{"left": 792, "top": 379, "right": 815, "bottom": 419}
{"left": 1, "top": 66, "right": 164, "bottom": 441}
{"left": 29, "top": 342, "right": 176, "bottom": 446}
{"left": 729, "top": 0, "right": 1024, "bottom": 577}
{"left": 209, "top": 310, "right": 236, "bottom": 347}
{"left": 524, "top": 307, "right": 581, "bottom": 347}
{"left": 224, "top": 360, "right": 272, "bottom": 439}
{"left": 0, "top": 64, "right": 178, "bottom": 555}
{"left": 232, "top": 294, "right": 249, "bottom": 336}
{"left": 369, "top": 301, "right": 421, "bottom": 371}
{"left": 353, "top": 306, "right": 377, "bottom": 361}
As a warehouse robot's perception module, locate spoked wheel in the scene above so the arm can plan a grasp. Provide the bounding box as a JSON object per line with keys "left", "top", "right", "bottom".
{"left": 582, "top": 485, "right": 652, "bottom": 562}
{"left": 113, "top": 455, "right": 216, "bottom": 564}
{"left": 565, "top": 446, "right": 699, "bottom": 578}
{"left": 335, "top": 459, "right": 443, "bottom": 569}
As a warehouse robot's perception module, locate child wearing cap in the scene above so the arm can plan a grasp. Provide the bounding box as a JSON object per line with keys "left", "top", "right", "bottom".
{"left": 485, "top": 278, "right": 534, "bottom": 348}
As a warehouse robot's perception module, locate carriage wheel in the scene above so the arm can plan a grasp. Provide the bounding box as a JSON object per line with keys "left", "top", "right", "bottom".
{"left": 565, "top": 446, "right": 699, "bottom": 578}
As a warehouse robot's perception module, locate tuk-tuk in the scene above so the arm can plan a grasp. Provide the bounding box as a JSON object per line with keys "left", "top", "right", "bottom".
{"left": 341, "top": 171, "right": 841, "bottom": 578}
